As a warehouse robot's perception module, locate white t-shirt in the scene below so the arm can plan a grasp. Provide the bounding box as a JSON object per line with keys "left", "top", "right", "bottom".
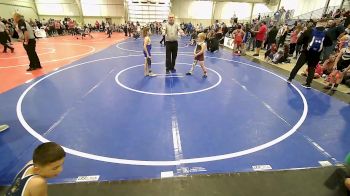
{"left": 0, "top": 21, "right": 5, "bottom": 32}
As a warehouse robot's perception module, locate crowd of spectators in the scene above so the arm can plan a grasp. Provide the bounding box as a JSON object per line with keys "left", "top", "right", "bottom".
{"left": 183, "top": 7, "right": 350, "bottom": 90}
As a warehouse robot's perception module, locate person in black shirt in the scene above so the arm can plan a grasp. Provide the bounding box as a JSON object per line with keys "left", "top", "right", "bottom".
{"left": 14, "top": 13, "right": 42, "bottom": 71}
{"left": 266, "top": 25, "right": 278, "bottom": 50}
{"left": 344, "top": 14, "right": 350, "bottom": 29}
{"left": 0, "top": 19, "right": 14, "bottom": 53}
{"left": 287, "top": 19, "right": 332, "bottom": 88}
{"left": 123, "top": 23, "right": 127, "bottom": 37}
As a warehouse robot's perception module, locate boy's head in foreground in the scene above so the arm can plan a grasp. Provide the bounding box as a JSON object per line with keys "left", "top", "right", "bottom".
{"left": 33, "top": 142, "right": 65, "bottom": 178}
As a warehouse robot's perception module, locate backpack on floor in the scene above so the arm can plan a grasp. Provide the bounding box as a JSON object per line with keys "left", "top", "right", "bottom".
{"left": 307, "top": 28, "right": 325, "bottom": 52}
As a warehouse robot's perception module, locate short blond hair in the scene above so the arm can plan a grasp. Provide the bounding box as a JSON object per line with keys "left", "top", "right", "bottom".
{"left": 13, "top": 12, "right": 24, "bottom": 23}
{"left": 198, "top": 33, "right": 206, "bottom": 40}
{"left": 142, "top": 27, "right": 149, "bottom": 37}
{"left": 13, "top": 12, "right": 23, "bottom": 19}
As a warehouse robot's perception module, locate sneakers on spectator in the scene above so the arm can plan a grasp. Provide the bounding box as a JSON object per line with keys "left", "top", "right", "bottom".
{"left": 148, "top": 72, "right": 157, "bottom": 77}
{"left": 302, "top": 83, "right": 311, "bottom": 89}
{"left": 0, "top": 124, "right": 9, "bottom": 132}
{"left": 186, "top": 72, "right": 192, "bottom": 75}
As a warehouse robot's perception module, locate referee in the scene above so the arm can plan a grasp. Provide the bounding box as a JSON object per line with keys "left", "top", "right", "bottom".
{"left": 13, "top": 13, "right": 41, "bottom": 71}
{"left": 164, "top": 13, "right": 181, "bottom": 74}
{"left": 0, "top": 19, "right": 14, "bottom": 53}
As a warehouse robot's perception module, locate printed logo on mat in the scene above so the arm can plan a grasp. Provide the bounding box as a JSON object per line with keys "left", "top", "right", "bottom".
{"left": 252, "top": 165, "right": 272, "bottom": 171}
{"left": 161, "top": 171, "right": 174, "bottom": 178}
{"left": 178, "top": 167, "right": 207, "bottom": 174}
{"left": 76, "top": 175, "right": 100, "bottom": 182}
{"left": 318, "top": 161, "right": 332, "bottom": 167}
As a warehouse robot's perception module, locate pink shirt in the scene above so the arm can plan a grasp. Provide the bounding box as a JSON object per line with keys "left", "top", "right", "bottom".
{"left": 290, "top": 30, "right": 298, "bottom": 44}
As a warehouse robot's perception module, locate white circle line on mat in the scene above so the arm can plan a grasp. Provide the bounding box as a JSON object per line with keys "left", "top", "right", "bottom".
{"left": 17, "top": 54, "right": 308, "bottom": 166}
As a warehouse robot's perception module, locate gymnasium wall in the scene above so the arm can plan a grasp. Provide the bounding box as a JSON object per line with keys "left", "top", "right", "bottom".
{"left": 279, "top": 0, "right": 346, "bottom": 17}
{"left": 172, "top": 0, "right": 348, "bottom": 26}
{"left": 2, "top": 0, "right": 350, "bottom": 27}
{"left": 0, "top": 0, "right": 38, "bottom": 20}
{"left": 214, "top": 2, "right": 271, "bottom": 21}
{"left": 281, "top": 0, "right": 325, "bottom": 16}
{"left": 81, "top": 0, "right": 124, "bottom": 17}
{"left": 329, "top": 0, "right": 345, "bottom": 7}
{"left": 214, "top": 2, "right": 252, "bottom": 21}
{"left": 36, "top": 0, "right": 79, "bottom": 16}
{"left": 35, "top": 0, "right": 125, "bottom": 25}
{"left": 80, "top": 0, "right": 125, "bottom": 25}
{"left": 172, "top": 0, "right": 271, "bottom": 26}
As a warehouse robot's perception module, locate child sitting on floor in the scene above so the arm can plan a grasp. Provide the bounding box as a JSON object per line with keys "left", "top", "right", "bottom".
{"left": 265, "top": 43, "right": 278, "bottom": 61}
{"left": 271, "top": 44, "right": 290, "bottom": 64}
{"left": 322, "top": 53, "right": 337, "bottom": 76}
{"left": 302, "top": 63, "right": 323, "bottom": 79}
{"left": 324, "top": 65, "right": 350, "bottom": 91}
{"left": 324, "top": 46, "right": 350, "bottom": 91}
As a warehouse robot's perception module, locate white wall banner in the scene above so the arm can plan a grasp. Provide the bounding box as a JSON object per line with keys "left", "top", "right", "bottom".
{"left": 224, "top": 36, "right": 234, "bottom": 49}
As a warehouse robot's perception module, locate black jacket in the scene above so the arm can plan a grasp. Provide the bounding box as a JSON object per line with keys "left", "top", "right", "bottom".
{"left": 267, "top": 28, "right": 278, "bottom": 43}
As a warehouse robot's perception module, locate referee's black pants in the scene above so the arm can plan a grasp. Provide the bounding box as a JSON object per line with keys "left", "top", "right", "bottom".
{"left": 288, "top": 50, "right": 320, "bottom": 85}
{"left": 160, "top": 35, "right": 165, "bottom": 45}
{"left": 24, "top": 39, "right": 41, "bottom": 69}
{"left": 165, "top": 41, "right": 178, "bottom": 71}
